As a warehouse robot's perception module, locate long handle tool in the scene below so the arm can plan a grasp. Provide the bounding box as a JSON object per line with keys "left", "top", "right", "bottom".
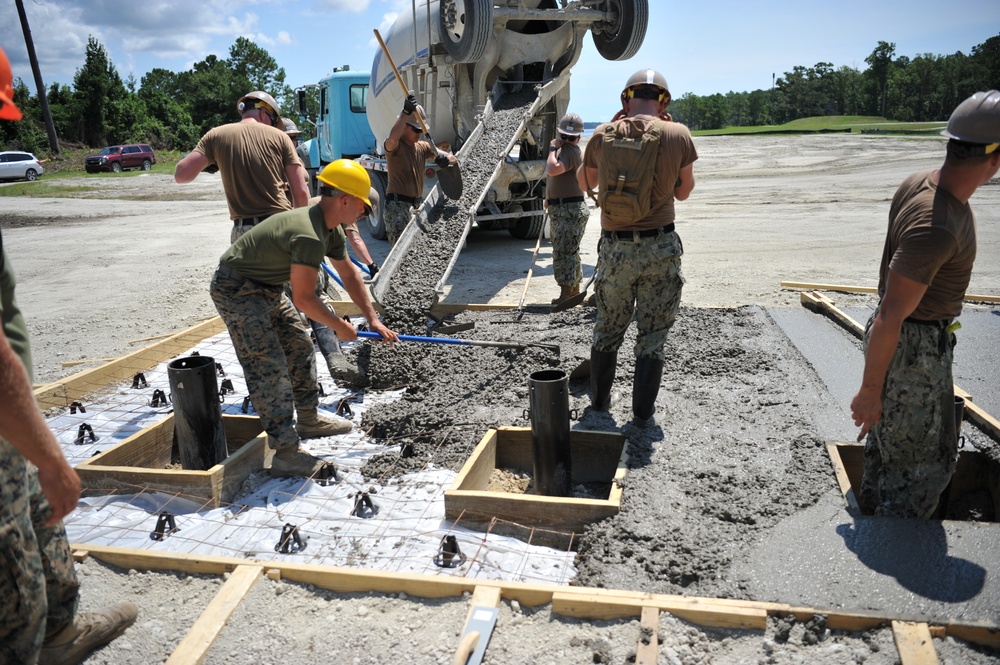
{"left": 552, "top": 269, "right": 596, "bottom": 313}
{"left": 373, "top": 28, "right": 463, "bottom": 200}
{"left": 515, "top": 212, "right": 547, "bottom": 321}
{"left": 356, "top": 331, "right": 558, "bottom": 354}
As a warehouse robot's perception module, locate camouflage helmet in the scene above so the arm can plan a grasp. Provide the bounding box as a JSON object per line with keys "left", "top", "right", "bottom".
{"left": 558, "top": 113, "right": 584, "bottom": 136}
{"left": 620, "top": 69, "right": 670, "bottom": 106}
{"left": 237, "top": 91, "right": 281, "bottom": 127}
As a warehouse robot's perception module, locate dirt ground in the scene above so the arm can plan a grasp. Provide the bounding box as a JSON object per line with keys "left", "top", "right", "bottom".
{"left": 4, "top": 135, "right": 1000, "bottom": 663}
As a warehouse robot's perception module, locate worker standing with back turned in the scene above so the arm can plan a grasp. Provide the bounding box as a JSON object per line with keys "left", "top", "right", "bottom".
{"left": 383, "top": 94, "right": 457, "bottom": 245}
{"left": 546, "top": 112, "right": 590, "bottom": 304}
{"left": 851, "top": 90, "right": 1000, "bottom": 519}
{"left": 577, "top": 69, "right": 697, "bottom": 428}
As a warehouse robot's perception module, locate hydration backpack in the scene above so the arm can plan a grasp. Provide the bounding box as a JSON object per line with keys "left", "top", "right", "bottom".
{"left": 597, "top": 118, "right": 664, "bottom": 226}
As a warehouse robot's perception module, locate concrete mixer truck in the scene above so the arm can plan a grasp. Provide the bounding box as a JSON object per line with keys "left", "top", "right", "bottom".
{"left": 297, "top": 0, "right": 647, "bottom": 238}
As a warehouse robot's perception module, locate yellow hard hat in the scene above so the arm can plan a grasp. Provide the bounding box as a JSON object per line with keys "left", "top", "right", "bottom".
{"left": 316, "top": 159, "right": 372, "bottom": 206}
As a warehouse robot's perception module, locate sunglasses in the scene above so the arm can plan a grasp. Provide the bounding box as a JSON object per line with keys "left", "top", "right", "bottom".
{"left": 559, "top": 133, "right": 579, "bottom": 142}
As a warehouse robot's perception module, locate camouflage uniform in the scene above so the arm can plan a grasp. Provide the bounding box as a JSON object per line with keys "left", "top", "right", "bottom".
{"left": 592, "top": 229, "right": 684, "bottom": 360}
{"left": 210, "top": 271, "right": 319, "bottom": 450}
{"left": 383, "top": 200, "right": 412, "bottom": 247}
{"left": 1, "top": 234, "right": 79, "bottom": 661}
{"left": 859, "top": 311, "right": 959, "bottom": 518}
{"left": 549, "top": 201, "right": 589, "bottom": 287}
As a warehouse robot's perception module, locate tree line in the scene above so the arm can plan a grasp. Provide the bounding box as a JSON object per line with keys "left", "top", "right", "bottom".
{"left": 1, "top": 33, "right": 998, "bottom": 155}
{"left": 670, "top": 36, "right": 999, "bottom": 130}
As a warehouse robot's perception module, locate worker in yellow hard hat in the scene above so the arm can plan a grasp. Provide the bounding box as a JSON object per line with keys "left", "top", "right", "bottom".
{"left": 210, "top": 159, "right": 398, "bottom": 481}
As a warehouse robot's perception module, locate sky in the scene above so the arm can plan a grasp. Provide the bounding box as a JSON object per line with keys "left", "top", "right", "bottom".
{"left": 1, "top": 0, "right": 997, "bottom": 123}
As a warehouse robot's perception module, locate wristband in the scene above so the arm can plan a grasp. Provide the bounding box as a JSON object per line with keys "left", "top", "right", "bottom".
{"left": 549, "top": 146, "right": 557, "bottom": 152}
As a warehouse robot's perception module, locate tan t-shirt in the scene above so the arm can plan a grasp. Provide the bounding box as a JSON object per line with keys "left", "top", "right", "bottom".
{"left": 879, "top": 170, "right": 977, "bottom": 320}
{"left": 195, "top": 122, "right": 300, "bottom": 220}
{"left": 546, "top": 141, "right": 584, "bottom": 200}
{"left": 385, "top": 139, "right": 436, "bottom": 199}
{"left": 583, "top": 115, "right": 698, "bottom": 231}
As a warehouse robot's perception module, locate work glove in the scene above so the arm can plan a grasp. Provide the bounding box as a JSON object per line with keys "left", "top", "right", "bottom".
{"left": 367, "top": 262, "right": 379, "bottom": 278}
{"left": 434, "top": 154, "right": 452, "bottom": 169}
{"left": 402, "top": 94, "right": 418, "bottom": 116}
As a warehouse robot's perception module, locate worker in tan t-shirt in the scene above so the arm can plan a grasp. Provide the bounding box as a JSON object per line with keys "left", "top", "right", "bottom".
{"left": 851, "top": 90, "right": 1000, "bottom": 519}
{"left": 175, "top": 91, "right": 309, "bottom": 242}
{"left": 546, "top": 112, "right": 589, "bottom": 304}
{"left": 382, "top": 95, "right": 456, "bottom": 245}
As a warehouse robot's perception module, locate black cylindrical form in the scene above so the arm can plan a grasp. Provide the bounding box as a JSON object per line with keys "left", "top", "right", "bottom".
{"left": 168, "top": 355, "right": 228, "bottom": 470}
{"left": 528, "top": 369, "right": 572, "bottom": 497}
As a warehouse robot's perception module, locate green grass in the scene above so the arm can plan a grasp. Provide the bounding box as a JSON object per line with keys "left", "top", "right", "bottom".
{"left": 0, "top": 147, "right": 185, "bottom": 196}
{"left": 0, "top": 182, "right": 96, "bottom": 197}
{"left": 694, "top": 115, "right": 948, "bottom": 136}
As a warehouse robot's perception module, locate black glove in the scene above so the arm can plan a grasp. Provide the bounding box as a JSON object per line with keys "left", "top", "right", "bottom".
{"left": 367, "top": 262, "right": 379, "bottom": 278}
{"left": 202, "top": 163, "right": 219, "bottom": 174}
{"left": 402, "top": 94, "right": 418, "bottom": 116}
{"left": 434, "top": 154, "right": 452, "bottom": 169}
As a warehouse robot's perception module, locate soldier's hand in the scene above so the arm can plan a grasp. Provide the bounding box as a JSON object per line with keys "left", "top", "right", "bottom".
{"left": 434, "top": 154, "right": 452, "bottom": 169}
{"left": 402, "top": 94, "right": 418, "bottom": 116}
{"left": 367, "top": 262, "right": 379, "bottom": 278}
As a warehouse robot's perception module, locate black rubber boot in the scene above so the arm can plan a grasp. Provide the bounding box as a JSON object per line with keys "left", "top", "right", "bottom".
{"left": 632, "top": 356, "right": 665, "bottom": 428}
{"left": 590, "top": 349, "right": 618, "bottom": 412}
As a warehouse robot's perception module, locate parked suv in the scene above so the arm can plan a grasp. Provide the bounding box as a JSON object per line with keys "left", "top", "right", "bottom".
{"left": 85, "top": 144, "right": 156, "bottom": 173}
{"left": 0, "top": 151, "right": 44, "bottom": 181}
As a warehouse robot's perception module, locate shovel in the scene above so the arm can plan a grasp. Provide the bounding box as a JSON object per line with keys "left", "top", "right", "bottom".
{"left": 514, "top": 211, "right": 547, "bottom": 321}
{"left": 374, "top": 29, "right": 463, "bottom": 200}
{"left": 356, "top": 331, "right": 559, "bottom": 354}
{"left": 551, "top": 269, "right": 596, "bottom": 313}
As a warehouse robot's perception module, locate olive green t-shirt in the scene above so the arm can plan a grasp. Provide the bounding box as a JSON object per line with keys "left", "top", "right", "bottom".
{"left": 195, "top": 121, "right": 299, "bottom": 220}
{"left": 879, "top": 170, "right": 977, "bottom": 320}
{"left": 219, "top": 205, "right": 347, "bottom": 285}
{"left": 386, "top": 138, "right": 436, "bottom": 199}
{"left": 0, "top": 231, "right": 32, "bottom": 383}
{"left": 583, "top": 115, "right": 698, "bottom": 231}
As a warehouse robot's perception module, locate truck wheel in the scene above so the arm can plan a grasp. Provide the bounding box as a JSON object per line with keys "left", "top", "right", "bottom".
{"left": 592, "top": 0, "right": 648, "bottom": 61}
{"left": 439, "top": 0, "right": 492, "bottom": 63}
{"left": 367, "top": 171, "right": 388, "bottom": 240}
{"left": 508, "top": 202, "right": 544, "bottom": 239}
{"left": 142, "top": 159, "right": 152, "bottom": 171}
{"left": 111, "top": 162, "right": 123, "bottom": 173}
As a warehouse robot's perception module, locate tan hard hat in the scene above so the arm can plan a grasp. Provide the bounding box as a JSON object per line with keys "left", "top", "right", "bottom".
{"left": 406, "top": 105, "right": 426, "bottom": 130}
{"left": 621, "top": 69, "right": 670, "bottom": 106}
{"left": 283, "top": 118, "right": 300, "bottom": 136}
{"left": 941, "top": 90, "right": 1000, "bottom": 145}
{"left": 558, "top": 113, "right": 584, "bottom": 136}
{"left": 237, "top": 91, "right": 282, "bottom": 127}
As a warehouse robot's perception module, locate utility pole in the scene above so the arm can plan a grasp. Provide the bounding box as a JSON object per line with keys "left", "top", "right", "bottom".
{"left": 15, "top": 0, "right": 59, "bottom": 154}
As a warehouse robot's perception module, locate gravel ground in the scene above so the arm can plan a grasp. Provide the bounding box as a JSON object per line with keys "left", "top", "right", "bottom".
{"left": 4, "top": 135, "right": 999, "bottom": 663}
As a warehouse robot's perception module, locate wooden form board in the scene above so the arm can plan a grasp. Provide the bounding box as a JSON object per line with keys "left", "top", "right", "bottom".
{"left": 75, "top": 414, "right": 268, "bottom": 507}
{"left": 801, "top": 291, "right": 1000, "bottom": 443}
{"left": 782, "top": 281, "right": 999, "bottom": 303}
{"left": 75, "top": 544, "right": 1000, "bottom": 660}
{"left": 444, "top": 426, "right": 627, "bottom": 541}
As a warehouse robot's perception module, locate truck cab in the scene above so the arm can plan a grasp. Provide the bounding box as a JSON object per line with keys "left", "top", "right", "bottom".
{"left": 297, "top": 67, "right": 377, "bottom": 191}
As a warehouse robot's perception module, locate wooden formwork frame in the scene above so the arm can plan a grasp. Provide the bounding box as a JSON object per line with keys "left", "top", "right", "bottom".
{"left": 73, "top": 545, "right": 1000, "bottom": 664}
{"left": 800, "top": 290, "right": 1000, "bottom": 441}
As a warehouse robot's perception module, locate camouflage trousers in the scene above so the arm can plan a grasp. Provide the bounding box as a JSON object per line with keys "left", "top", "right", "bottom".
{"left": 859, "top": 311, "right": 958, "bottom": 519}
{"left": 593, "top": 229, "right": 684, "bottom": 360}
{"left": 384, "top": 200, "right": 413, "bottom": 247}
{"left": 211, "top": 269, "right": 319, "bottom": 450}
{"left": 549, "top": 201, "right": 589, "bottom": 287}
{"left": 0, "top": 441, "right": 79, "bottom": 663}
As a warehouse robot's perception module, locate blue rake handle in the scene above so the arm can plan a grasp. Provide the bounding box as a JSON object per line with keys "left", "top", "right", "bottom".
{"left": 356, "top": 331, "right": 559, "bottom": 353}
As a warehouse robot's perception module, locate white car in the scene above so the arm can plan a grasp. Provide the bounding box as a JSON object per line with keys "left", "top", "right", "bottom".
{"left": 0, "top": 150, "right": 44, "bottom": 181}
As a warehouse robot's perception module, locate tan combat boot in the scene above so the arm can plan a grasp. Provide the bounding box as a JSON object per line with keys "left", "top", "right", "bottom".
{"left": 40, "top": 602, "right": 139, "bottom": 665}
{"left": 325, "top": 352, "right": 363, "bottom": 386}
{"left": 551, "top": 284, "right": 580, "bottom": 305}
{"left": 269, "top": 447, "right": 338, "bottom": 482}
{"left": 295, "top": 408, "right": 352, "bottom": 438}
